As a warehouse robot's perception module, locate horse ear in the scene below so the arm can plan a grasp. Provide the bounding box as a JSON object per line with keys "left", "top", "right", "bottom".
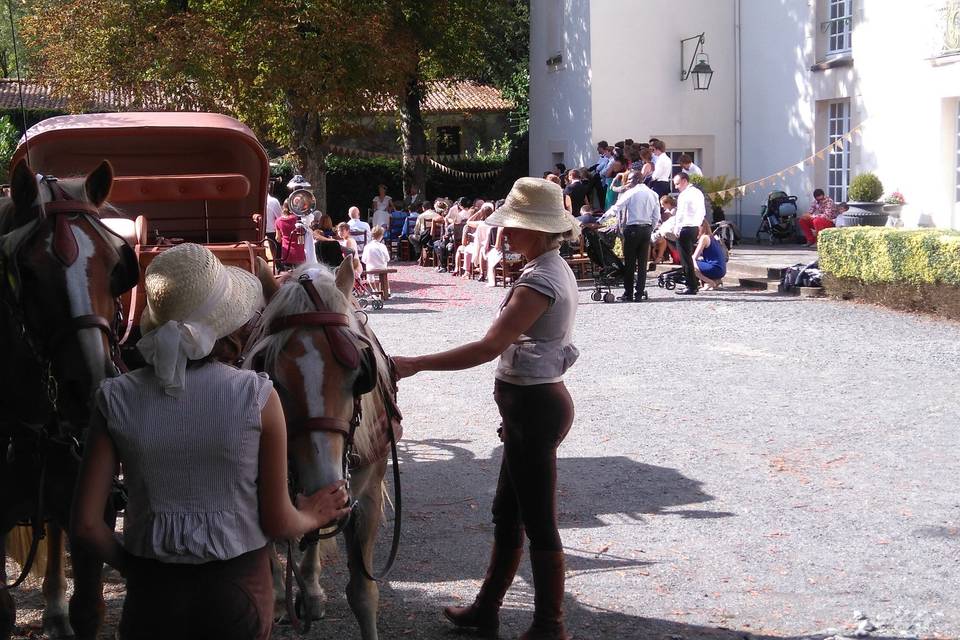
{"left": 10, "top": 159, "right": 39, "bottom": 227}
{"left": 84, "top": 160, "right": 114, "bottom": 206}
{"left": 255, "top": 257, "right": 279, "bottom": 302}
{"left": 334, "top": 258, "right": 354, "bottom": 298}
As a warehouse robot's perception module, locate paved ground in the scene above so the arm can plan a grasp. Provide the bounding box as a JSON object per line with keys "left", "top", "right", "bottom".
{"left": 8, "top": 262, "right": 959, "bottom": 640}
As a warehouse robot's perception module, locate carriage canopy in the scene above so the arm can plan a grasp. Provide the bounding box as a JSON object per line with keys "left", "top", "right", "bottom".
{"left": 12, "top": 112, "right": 269, "bottom": 244}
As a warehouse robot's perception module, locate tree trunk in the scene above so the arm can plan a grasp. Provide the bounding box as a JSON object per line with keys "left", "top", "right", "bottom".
{"left": 288, "top": 108, "right": 329, "bottom": 216}
{"left": 398, "top": 76, "right": 427, "bottom": 199}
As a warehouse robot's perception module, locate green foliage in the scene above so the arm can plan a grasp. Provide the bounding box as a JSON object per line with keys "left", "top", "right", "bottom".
{"left": 0, "top": 115, "right": 18, "bottom": 183}
{"left": 690, "top": 174, "right": 740, "bottom": 209}
{"left": 818, "top": 227, "right": 960, "bottom": 286}
{"left": 848, "top": 172, "right": 884, "bottom": 202}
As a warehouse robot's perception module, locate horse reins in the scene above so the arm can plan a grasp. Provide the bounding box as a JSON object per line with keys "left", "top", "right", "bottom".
{"left": 267, "top": 274, "right": 403, "bottom": 632}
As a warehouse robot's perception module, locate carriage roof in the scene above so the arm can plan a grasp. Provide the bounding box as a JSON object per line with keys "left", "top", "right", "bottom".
{"left": 12, "top": 112, "right": 269, "bottom": 245}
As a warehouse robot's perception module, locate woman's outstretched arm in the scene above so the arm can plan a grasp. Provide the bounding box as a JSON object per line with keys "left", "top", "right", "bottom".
{"left": 393, "top": 286, "right": 549, "bottom": 378}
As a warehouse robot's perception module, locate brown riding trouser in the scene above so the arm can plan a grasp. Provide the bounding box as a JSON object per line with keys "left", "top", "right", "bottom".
{"left": 119, "top": 545, "right": 273, "bottom": 640}
{"left": 492, "top": 380, "right": 575, "bottom": 553}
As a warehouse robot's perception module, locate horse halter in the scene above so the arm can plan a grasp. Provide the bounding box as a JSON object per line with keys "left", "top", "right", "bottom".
{"left": 0, "top": 177, "right": 135, "bottom": 416}
{"left": 265, "top": 274, "right": 377, "bottom": 537}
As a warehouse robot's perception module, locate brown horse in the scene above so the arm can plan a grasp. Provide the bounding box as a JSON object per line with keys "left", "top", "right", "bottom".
{"left": 245, "top": 260, "right": 400, "bottom": 640}
{"left": 0, "top": 159, "right": 137, "bottom": 640}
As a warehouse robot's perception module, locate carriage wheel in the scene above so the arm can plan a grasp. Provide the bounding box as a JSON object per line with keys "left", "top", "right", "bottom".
{"left": 591, "top": 290, "right": 602, "bottom": 302}
{"left": 602, "top": 292, "right": 616, "bottom": 303}
{"left": 665, "top": 280, "right": 676, "bottom": 290}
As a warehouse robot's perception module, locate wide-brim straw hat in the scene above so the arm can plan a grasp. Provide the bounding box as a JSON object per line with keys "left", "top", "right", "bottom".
{"left": 140, "top": 243, "right": 263, "bottom": 338}
{"left": 486, "top": 177, "right": 577, "bottom": 234}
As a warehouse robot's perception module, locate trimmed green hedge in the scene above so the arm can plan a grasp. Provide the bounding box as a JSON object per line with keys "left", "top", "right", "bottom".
{"left": 818, "top": 227, "right": 960, "bottom": 286}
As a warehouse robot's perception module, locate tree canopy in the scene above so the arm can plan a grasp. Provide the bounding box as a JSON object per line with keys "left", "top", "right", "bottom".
{"left": 18, "top": 0, "right": 528, "bottom": 204}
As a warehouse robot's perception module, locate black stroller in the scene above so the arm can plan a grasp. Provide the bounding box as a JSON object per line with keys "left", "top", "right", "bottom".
{"left": 581, "top": 226, "right": 623, "bottom": 303}
{"left": 657, "top": 267, "right": 687, "bottom": 290}
{"left": 755, "top": 191, "right": 799, "bottom": 244}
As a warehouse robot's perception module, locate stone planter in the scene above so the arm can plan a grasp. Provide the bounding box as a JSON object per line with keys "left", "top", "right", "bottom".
{"left": 847, "top": 201, "right": 885, "bottom": 214}
{"left": 839, "top": 204, "right": 888, "bottom": 227}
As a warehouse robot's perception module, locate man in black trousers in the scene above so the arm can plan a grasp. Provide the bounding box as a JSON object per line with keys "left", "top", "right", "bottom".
{"left": 604, "top": 179, "right": 661, "bottom": 302}
{"left": 672, "top": 172, "right": 706, "bottom": 295}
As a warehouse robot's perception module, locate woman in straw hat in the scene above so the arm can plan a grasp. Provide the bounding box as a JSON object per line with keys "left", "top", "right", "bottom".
{"left": 71, "top": 243, "right": 350, "bottom": 640}
{"left": 393, "top": 177, "right": 580, "bottom": 640}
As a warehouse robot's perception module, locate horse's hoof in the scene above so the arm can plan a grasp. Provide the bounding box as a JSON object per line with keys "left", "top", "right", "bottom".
{"left": 295, "top": 593, "right": 327, "bottom": 621}
{"left": 42, "top": 612, "right": 75, "bottom": 639}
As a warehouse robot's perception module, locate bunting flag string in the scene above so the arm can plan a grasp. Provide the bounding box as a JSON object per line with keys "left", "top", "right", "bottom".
{"left": 324, "top": 144, "right": 503, "bottom": 181}
{"left": 706, "top": 121, "right": 866, "bottom": 198}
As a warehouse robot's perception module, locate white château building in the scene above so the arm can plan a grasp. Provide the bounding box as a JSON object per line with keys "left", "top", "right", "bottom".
{"left": 529, "top": 0, "right": 960, "bottom": 233}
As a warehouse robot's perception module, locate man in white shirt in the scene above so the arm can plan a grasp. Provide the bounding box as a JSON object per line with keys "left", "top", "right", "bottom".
{"left": 347, "top": 206, "right": 371, "bottom": 246}
{"left": 672, "top": 172, "right": 706, "bottom": 295}
{"left": 605, "top": 182, "right": 660, "bottom": 301}
{"left": 680, "top": 154, "right": 703, "bottom": 177}
{"left": 649, "top": 140, "right": 673, "bottom": 199}
{"left": 261, "top": 192, "right": 282, "bottom": 268}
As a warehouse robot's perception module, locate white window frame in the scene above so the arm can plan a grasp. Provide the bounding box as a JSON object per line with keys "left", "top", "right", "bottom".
{"left": 824, "top": 0, "right": 852, "bottom": 55}
{"left": 955, "top": 100, "right": 960, "bottom": 203}
{"left": 827, "top": 100, "right": 851, "bottom": 202}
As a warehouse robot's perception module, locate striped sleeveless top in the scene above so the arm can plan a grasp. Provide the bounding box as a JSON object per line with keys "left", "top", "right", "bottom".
{"left": 97, "top": 362, "right": 273, "bottom": 564}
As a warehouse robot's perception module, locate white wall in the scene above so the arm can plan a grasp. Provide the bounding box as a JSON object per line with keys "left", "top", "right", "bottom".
{"left": 588, "top": 0, "right": 737, "bottom": 179}
{"left": 853, "top": 0, "right": 960, "bottom": 229}
{"left": 529, "top": 0, "right": 594, "bottom": 176}
{"left": 739, "top": 0, "right": 817, "bottom": 236}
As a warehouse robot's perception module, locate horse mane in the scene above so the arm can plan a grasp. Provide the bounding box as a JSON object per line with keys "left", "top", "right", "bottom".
{"left": 245, "top": 264, "right": 389, "bottom": 464}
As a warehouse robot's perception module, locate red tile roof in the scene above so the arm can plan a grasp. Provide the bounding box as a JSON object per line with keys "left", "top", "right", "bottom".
{"left": 419, "top": 80, "right": 513, "bottom": 113}
{"left": 0, "top": 79, "right": 512, "bottom": 115}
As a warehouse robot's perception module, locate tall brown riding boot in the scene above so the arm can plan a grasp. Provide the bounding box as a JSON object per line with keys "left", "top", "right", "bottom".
{"left": 519, "top": 549, "right": 570, "bottom": 640}
{"left": 443, "top": 544, "right": 523, "bottom": 635}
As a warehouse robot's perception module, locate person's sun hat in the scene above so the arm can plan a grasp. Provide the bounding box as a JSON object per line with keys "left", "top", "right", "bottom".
{"left": 287, "top": 175, "right": 311, "bottom": 190}
{"left": 486, "top": 177, "right": 578, "bottom": 234}
{"left": 137, "top": 243, "right": 263, "bottom": 395}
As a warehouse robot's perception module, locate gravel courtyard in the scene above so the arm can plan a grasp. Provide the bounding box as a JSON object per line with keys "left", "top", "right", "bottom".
{"left": 9, "top": 263, "right": 959, "bottom": 639}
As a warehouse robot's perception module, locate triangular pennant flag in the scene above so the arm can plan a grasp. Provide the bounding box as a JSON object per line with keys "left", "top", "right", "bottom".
{"left": 816, "top": 150, "right": 826, "bottom": 159}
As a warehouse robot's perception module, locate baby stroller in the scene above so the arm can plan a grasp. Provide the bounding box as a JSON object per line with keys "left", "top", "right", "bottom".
{"left": 657, "top": 267, "right": 687, "bottom": 291}
{"left": 353, "top": 273, "right": 384, "bottom": 310}
{"left": 582, "top": 226, "right": 623, "bottom": 303}
{"left": 755, "top": 191, "right": 799, "bottom": 244}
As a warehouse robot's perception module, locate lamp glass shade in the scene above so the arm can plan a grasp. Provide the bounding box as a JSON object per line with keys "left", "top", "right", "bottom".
{"left": 692, "top": 59, "right": 713, "bottom": 90}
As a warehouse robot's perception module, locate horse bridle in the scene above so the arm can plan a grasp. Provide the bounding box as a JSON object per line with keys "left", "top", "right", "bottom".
{"left": 0, "top": 178, "right": 128, "bottom": 419}
{"left": 264, "top": 274, "right": 402, "bottom": 633}
{"left": 266, "top": 275, "right": 369, "bottom": 537}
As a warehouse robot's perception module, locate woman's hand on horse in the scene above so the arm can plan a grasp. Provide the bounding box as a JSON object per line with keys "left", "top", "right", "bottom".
{"left": 391, "top": 356, "right": 419, "bottom": 379}
{"left": 296, "top": 481, "right": 351, "bottom": 528}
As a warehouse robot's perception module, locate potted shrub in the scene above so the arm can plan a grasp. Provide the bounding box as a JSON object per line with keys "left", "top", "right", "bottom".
{"left": 690, "top": 174, "right": 739, "bottom": 223}
{"left": 844, "top": 172, "right": 888, "bottom": 226}
{"left": 882, "top": 191, "right": 906, "bottom": 218}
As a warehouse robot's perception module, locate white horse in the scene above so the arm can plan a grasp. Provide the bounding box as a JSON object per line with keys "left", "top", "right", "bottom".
{"left": 246, "top": 259, "right": 399, "bottom": 640}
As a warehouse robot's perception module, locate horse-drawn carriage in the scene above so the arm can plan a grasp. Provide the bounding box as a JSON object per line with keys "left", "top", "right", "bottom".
{"left": 10, "top": 112, "right": 269, "bottom": 343}
{"left": 1, "top": 113, "right": 399, "bottom": 640}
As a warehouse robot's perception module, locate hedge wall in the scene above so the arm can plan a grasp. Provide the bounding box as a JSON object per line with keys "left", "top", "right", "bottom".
{"left": 817, "top": 227, "right": 960, "bottom": 320}
{"left": 818, "top": 227, "right": 960, "bottom": 286}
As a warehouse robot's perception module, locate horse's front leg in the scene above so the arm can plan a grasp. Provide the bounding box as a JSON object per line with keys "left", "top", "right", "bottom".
{"left": 67, "top": 506, "right": 113, "bottom": 640}
{"left": 298, "top": 541, "right": 327, "bottom": 620}
{"left": 0, "top": 529, "right": 16, "bottom": 640}
{"left": 344, "top": 461, "right": 387, "bottom": 640}
{"left": 41, "top": 524, "right": 73, "bottom": 639}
